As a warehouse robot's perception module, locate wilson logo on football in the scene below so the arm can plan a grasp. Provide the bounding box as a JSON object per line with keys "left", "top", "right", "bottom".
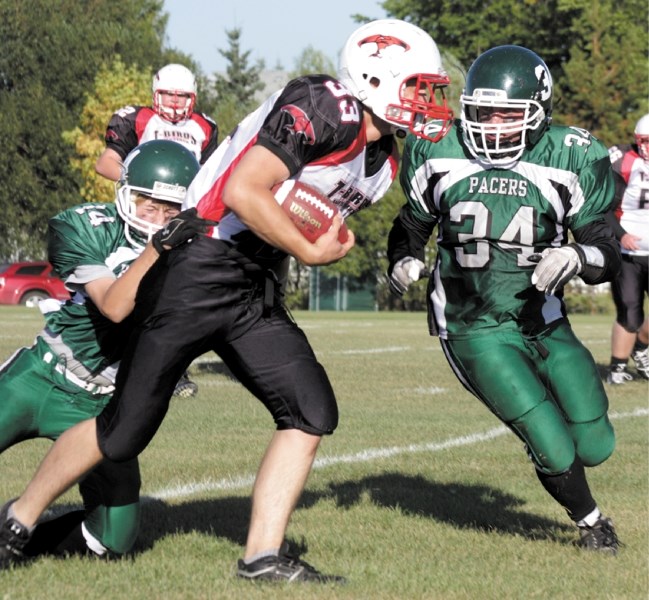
{"left": 288, "top": 201, "right": 324, "bottom": 230}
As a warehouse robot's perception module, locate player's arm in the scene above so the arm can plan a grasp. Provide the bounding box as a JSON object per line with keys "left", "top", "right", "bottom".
{"left": 386, "top": 135, "right": 438, "bottom": 295}
{"left": 222, "top": 145, "right": 353, "bottom": 266}
{"left": 199, "top": 115, "right": 220, "bottom": 163}
{"left": 84, "top": 243, "right": 160, "bottom": 323}
{"left": 386, "top": 204, "right": 436, "bottom": 295}
{"left": 95, "top": 147, "right": 123, "bottom": 181}
{"left": 570, "top": 218, "right": 621, "bottom": 285}
{"left": 95, "top": 108, "right": 139, "bottom": 180}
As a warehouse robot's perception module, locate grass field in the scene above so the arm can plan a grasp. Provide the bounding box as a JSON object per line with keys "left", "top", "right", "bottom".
{"left": 0, "top": 306, "right": 647, "bottom": 599}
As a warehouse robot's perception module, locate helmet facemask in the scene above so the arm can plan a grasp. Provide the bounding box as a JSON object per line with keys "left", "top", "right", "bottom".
{"left": 114, "top": 140, "right": 200, "bottom": 249}
{"left": 383, "top": 73, "right": 453, "bottom": 142}
{"left": 461, "top": 92, "right": 546, "bottom": 166}
{"left": 152, "top": 64, "right": 197, "bottom": 123}
{"left": 634, "top": 114, "right": 649, "bottom": 161}
{"left": 116, "top": 186, "right": 184, "bottom": 249}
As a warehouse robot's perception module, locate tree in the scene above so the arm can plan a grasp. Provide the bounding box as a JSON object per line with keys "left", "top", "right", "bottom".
{"left": 558, "top": 0, "right": 649, "bottom": 143}
{"left": 289, "top": 47, "right": 337, "bottom": 79}
{"left": 210, "top": 28, "right": 266, "bottom": 135}
{"left": 0, "top": 0, "right": 173, "bottom": 260}
{"left": 379, "top": 0, "right": 648, "bottom": 143}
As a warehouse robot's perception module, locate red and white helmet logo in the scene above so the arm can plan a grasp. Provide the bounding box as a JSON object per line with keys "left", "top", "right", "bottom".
{"left": 358, "top": 35, "right": 411, "bottom": 56}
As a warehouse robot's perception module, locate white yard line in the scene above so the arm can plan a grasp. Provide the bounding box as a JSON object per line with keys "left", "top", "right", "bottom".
{"left": 148, "top": 407, "right": 648, "bottom": 501}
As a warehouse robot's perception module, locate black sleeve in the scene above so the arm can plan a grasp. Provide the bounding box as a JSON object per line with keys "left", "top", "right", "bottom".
{"left": 386, "top": 204, "right": 437, "bottom": 275}
{"left": 103, "top": 107, "right": 141, "bottom": 159}
{"left": 197, "top": 113, "right": 219, "bottom": 163}
{"left": 604, "top": 208, "right": 626, "bottom": 241}
{"left": 256, "top": 75, "right": 361, "bottom": 176}
{"left": 572, "top": 217, "right": 621, "bottom": 285}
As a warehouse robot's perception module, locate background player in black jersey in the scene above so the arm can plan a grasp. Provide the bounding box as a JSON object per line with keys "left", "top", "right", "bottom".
{"left": 388, "top": 46, "right": 621, "bottom": 554}
{"left": 96, "top": 63, "right": 219, "bottom": 398}
{"left": 605, "top": 114, "right": 649, "bottom": 384}
{"left": 0, "top": 20, "right": 454, "bottom": 582}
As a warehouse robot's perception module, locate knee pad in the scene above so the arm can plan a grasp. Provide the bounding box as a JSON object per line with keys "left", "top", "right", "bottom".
{"left": 510, "top": 400, "right": 575, "bottom": 474}
{"left": 569, "top": 415, "right": 615, "bottom": 467}
{"left": 274, "top": 360, "right": 339, "bottom": 435}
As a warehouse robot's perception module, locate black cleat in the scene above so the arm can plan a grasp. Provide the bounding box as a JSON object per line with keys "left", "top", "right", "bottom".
{"left": 237, "top": 543, "right": 346, "bottom": 583}
{"left": 577, "top": 516, "right": 621, "bottom": 555}
{"left": 172, "top": 372, "right": 198, "bottom": 398}
{"left": 0, "top": 500, "right": 32, "bottom": 569}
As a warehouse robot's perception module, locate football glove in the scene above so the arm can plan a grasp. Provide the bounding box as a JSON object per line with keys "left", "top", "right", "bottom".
{"left": 152, "top": 208, "right": 215, "bottom": 253}
{"left": 530, "top": 245, "right": 584, "bottom": 295}
{"left": 389, "top": 257, "right": 427, "bottom": 296}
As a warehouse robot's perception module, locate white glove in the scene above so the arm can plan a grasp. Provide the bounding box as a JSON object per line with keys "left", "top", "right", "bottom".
{"left": 389, "top": 257, "right": 427, "bottom": 296}
{"left": 530, "top": 246, "right": 583, "bottom": 295}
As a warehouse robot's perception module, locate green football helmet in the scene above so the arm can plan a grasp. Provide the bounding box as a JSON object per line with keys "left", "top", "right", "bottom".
{"left": 116, "top": 140, "right": 200, "bottom": 246}
{"left": 460, "top": 45, "right": 553, "bottom": 165}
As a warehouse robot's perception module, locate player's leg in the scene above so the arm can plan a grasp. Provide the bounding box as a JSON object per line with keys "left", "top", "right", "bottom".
{"left": 442, "top": 332, "right": 577, "bottom": 472}
{"left": 608, "top": 255, "right": 644, "bottom": 383}
{"left": 219, "top": 303, "right": 343, "bottom": 582}
{"left": 540, "top": 322, "right": 614, "bottom": 467}
{"left": 22, "top": 458, "right": 141, "bottom": 559}
{"left": 630, "top": 259, "right": 649, "bottom": 378}
{"left": 442, "top": 330, "right": 619, "bottom": 553}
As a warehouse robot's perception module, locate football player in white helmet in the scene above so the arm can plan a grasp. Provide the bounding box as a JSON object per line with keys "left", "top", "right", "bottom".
{"left": 606, "top": 113, "right": 649, "bottom": 384}
{"left": 338, "top": 19, "right": 453, "bottom": 143}
{"left": 96, "top": 64, "right": 218, "bottom": 396}
{"left": 95, "top": 63, "right": 218, "bottom": 185}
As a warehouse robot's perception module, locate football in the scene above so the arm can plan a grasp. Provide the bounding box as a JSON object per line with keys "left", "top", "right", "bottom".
{"left": 272, "top": 180, "right": 348, "bottom": 244}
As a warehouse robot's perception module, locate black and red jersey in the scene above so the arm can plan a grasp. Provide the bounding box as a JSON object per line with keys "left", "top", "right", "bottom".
{"left": 103, "top": 106, "right": 219, "bottom": 164}
{"left": 185, "top": 74, "right": 398, "bottom": 240}
{"left": 608, "top": 143, "right": 649, "bottom": 256}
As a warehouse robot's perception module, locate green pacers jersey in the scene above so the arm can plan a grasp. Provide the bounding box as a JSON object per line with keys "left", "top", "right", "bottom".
{"left": 400, "top": 122, "right": 615, "bottom": 339}
{"left": 44, "top": 203, "right": 141, "bottom": 376}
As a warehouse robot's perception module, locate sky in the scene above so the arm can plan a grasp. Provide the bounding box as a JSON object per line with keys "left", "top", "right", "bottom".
{"left": 163, "top": 0, "right": 388, "bottom": 74}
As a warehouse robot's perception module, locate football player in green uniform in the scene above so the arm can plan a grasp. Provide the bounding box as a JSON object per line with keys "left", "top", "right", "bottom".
{"left": 387, "top": 46, "right": 622, "bottom": 553}
{"left": 0, "top": 140, "right": 202, "bottom": 560}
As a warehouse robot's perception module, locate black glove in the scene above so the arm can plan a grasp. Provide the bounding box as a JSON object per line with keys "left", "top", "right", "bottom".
{"left": 151, "top": 208, "right": 215, "bottom": 253}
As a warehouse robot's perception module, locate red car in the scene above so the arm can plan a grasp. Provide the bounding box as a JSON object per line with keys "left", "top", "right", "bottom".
{"left": 0, "top": 261, "right": 70, "bottom": 307}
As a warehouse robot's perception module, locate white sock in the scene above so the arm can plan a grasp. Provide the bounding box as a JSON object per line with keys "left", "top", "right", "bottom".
{"left": 577, "top": 507, "right": 601, "bottom": 527}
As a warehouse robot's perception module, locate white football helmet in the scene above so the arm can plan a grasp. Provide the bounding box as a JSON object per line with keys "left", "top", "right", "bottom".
{"left": 152, "top": 64, "right": 197, "bottom": 123}
{"left": 337, "top": 19, "right": 453, "bottom": 142}
{"left": 634, "top": 113, "right": 649, "bottom": 161}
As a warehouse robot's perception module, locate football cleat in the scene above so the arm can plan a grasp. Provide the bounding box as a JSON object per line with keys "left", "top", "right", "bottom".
{"left": 0, "top": 500, "right": 32, "bottom": 569}
{"left": 172, "top": 372, "right": 198, "bottom": 398}
{"left": 606, "top": 364, "right": 633, "bottom": 385}
{"left": 577, "top": 516, "right": 621, "bottom": 555}
{"left": 237, "top": 543, "right": 346, "bottom": 583}
{"left": 631, "top": 347, "right": 649, "bottom": 380}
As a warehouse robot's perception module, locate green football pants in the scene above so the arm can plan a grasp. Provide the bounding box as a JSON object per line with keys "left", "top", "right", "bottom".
{"left": 0, "top": 337, "right": 140, "bottom": 554}
{"left": 442, "top": 321, "right": 615, "bottom": 474}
